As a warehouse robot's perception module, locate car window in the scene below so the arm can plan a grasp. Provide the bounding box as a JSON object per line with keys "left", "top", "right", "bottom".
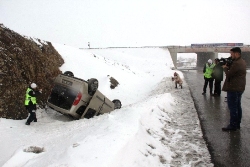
{"left": 48, "top": 84, "right": 78, "bottom": 110}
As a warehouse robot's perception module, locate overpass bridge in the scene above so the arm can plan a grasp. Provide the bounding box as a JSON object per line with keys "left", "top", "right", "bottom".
{"left": 80, "top": 44, "right": 250, "bottom": 69}
{"left": 166, "top": 45, "right": 250, "bottom": 68}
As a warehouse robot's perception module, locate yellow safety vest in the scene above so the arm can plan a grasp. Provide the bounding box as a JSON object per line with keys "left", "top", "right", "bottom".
{"left": 24, "top": 88, "right": 37, "bottom": 105}
{"left": 204, "top": 63, "right": 215, "bottom": 78}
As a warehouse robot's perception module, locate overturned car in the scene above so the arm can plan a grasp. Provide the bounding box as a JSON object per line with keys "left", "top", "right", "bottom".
{"left": 47, "top": 71, "right": 122, "bottom": 119}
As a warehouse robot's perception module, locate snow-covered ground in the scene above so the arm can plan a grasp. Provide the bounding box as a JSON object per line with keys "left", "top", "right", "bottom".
{"left": 0, "top": 44, "right": 213, "bottom": 167}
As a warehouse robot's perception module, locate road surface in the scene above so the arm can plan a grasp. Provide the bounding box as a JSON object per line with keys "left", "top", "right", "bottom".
{"left": 183, "top": 70, "right": 250, "bottom": 167}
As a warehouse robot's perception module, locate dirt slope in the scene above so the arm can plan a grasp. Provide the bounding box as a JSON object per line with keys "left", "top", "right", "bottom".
{"left": 0, "top": 24, "right": 64, "bottom": 119}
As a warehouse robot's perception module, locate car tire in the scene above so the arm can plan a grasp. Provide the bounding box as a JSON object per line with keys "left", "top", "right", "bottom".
{"left": 88, "top": 78, "right": 99, "bottom": 96}
{"left": 84, "top": 108, "right": 96, "bottom": 119}
{"left": 112, "top": 99, "right": 122, "bottom": 109}
{"left": 76, "top": 106, "right": 87, "bottom": 116}
{"left": 64, "top": 71, "right": 74, "bottom": 77}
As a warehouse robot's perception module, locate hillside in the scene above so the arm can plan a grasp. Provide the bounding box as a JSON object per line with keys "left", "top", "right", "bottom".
{"left": 0, "top": 24, "right": 64, "bottom": 119}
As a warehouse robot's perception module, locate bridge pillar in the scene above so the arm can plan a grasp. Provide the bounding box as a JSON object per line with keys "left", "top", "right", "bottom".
{"left": 169, "top": 51, "right": 177, "bottom": 69}
{"left": 241, "top": 52, "right": 250, "bottom": 68}
{"left": 197, "top": 52, "right": 218, "bottom": 67}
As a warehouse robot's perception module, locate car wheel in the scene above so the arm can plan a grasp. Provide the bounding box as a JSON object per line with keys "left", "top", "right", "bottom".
{"left": 76, "top": 106, "right": 87, "bottom": 116}
{"left": 64, "top": 71, "right": 74, "bottom": 77}
{"left": 112, "top": 99, "right": 122, "bottom": 109}
{"left": 88, "top": 78, "right": 99, "bottom": 95}
{"left": 84, "top": 108, "right": 96, "bottom": 119}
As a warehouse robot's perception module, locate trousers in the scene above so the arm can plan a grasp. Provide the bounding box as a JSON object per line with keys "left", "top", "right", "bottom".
{"left": 203, "top": 77, "right": 213, "bottom": 93}
{"left": 227, "top": 91, "right": 243, "bottom": 128}
{"left": 26, "top": 105, "right": 37, "bottom": 123}
{"left": 214, "top": 80, "right": 221, "bottom": 95}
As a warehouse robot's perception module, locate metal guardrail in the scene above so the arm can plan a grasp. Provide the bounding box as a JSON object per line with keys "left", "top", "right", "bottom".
{"left": 177, "top": 67, "right": 250, "bottom": 71}
{"left": 80, "top": 45, "right": 250, "bottom": 50}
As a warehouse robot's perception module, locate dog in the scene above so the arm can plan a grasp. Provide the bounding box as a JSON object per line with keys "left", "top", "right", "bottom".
{"left": 172, "top": 72, "right": 183, "bottom": 89}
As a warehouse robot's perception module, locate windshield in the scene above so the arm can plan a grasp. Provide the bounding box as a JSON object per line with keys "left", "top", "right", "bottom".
{"left": 48, "top": 84, "right": 78, "bottom": 110}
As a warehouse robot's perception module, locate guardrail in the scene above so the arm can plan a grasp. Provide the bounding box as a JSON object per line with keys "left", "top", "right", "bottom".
{"left": 80, "top": 45, "right": 250, "bottom": 50}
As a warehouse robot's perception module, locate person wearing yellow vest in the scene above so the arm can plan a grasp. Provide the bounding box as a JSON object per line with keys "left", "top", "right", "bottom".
{"left": 202, "top": 59, "right": 215, "bottom": 95}
{"left": 25, "top": 83, "right": 42, "bottom": 125}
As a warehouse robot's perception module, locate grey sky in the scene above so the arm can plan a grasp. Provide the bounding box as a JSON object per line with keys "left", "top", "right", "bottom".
{"left": 1, "top": 0, "right": 250, "bottom": 48}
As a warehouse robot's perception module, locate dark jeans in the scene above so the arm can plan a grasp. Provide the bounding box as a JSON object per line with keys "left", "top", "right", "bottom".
{"left": 203, "top": 77, "right": 213, "bottom": 93}
{"left": 227, "top": 91, "right": 243, "bottom": 128}
{"left": 26, "top": 105, "right": 37, "bottom": 123}
{"left": 214, "top": 80, "right": 221, "bottom": 95}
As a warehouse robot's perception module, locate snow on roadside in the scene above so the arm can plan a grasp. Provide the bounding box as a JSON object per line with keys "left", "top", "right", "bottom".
{"left": 0, "top": 44, "right": 213, "bottom": 167}
{"left": 150, "top": 77, "right": 213, "bottom": 167}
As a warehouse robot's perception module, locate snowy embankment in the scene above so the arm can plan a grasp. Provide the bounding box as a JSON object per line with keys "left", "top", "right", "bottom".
{"left": 0, "top": 44, "right": 213, "bottom": 167}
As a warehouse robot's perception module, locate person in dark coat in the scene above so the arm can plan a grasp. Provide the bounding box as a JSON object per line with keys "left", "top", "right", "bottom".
{"left": 212, "top": 58, "right": 223, "bottom": 96}
{"left": 221, "top": 47, "right": 246, "bottom": 131}
{"left": 25, "top": 83, "right": 42, "bottom": 125}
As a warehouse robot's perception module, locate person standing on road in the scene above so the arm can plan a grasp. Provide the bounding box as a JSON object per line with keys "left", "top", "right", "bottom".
{"left": 202, "top": 59, "right": 215, "bottom": 95}
{"left": 25, "top": 83, "right": 42, "bottom": 125}
{"left": 222, "top": 47, "right": 246, "bottom": 131}
{"left": 212, "top": 58, "right": 223, "bottom": 96}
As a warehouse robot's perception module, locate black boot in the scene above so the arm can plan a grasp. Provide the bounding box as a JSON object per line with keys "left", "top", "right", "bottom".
{"left": 222, "top": 125, "right": 237, "bottom": 131}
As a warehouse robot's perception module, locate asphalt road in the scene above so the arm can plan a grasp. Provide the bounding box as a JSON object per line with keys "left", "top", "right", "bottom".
{"left": 183, "top": 70, "right": 250, "bottom": 167}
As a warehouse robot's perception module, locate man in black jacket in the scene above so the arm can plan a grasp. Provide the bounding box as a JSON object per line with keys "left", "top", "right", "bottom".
{"left": 212, "top": 58, "right": 223, "bottom": 96}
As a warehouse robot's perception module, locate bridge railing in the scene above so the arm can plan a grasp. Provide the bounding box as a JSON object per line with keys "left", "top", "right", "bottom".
{"left": 80, "top": 45, "right": 250, "bottom": 50}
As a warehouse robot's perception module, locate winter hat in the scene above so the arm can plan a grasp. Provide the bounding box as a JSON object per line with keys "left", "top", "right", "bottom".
{"left": 31, "top": 83, "right": 37, "bottom": 89}
{"left": 208, "top": 59, "right": 212, "bottom": 64}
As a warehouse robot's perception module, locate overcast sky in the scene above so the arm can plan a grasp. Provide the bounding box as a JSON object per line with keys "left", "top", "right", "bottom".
{"left": 1, "top": 0, "right": 250, "bottom": 48}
